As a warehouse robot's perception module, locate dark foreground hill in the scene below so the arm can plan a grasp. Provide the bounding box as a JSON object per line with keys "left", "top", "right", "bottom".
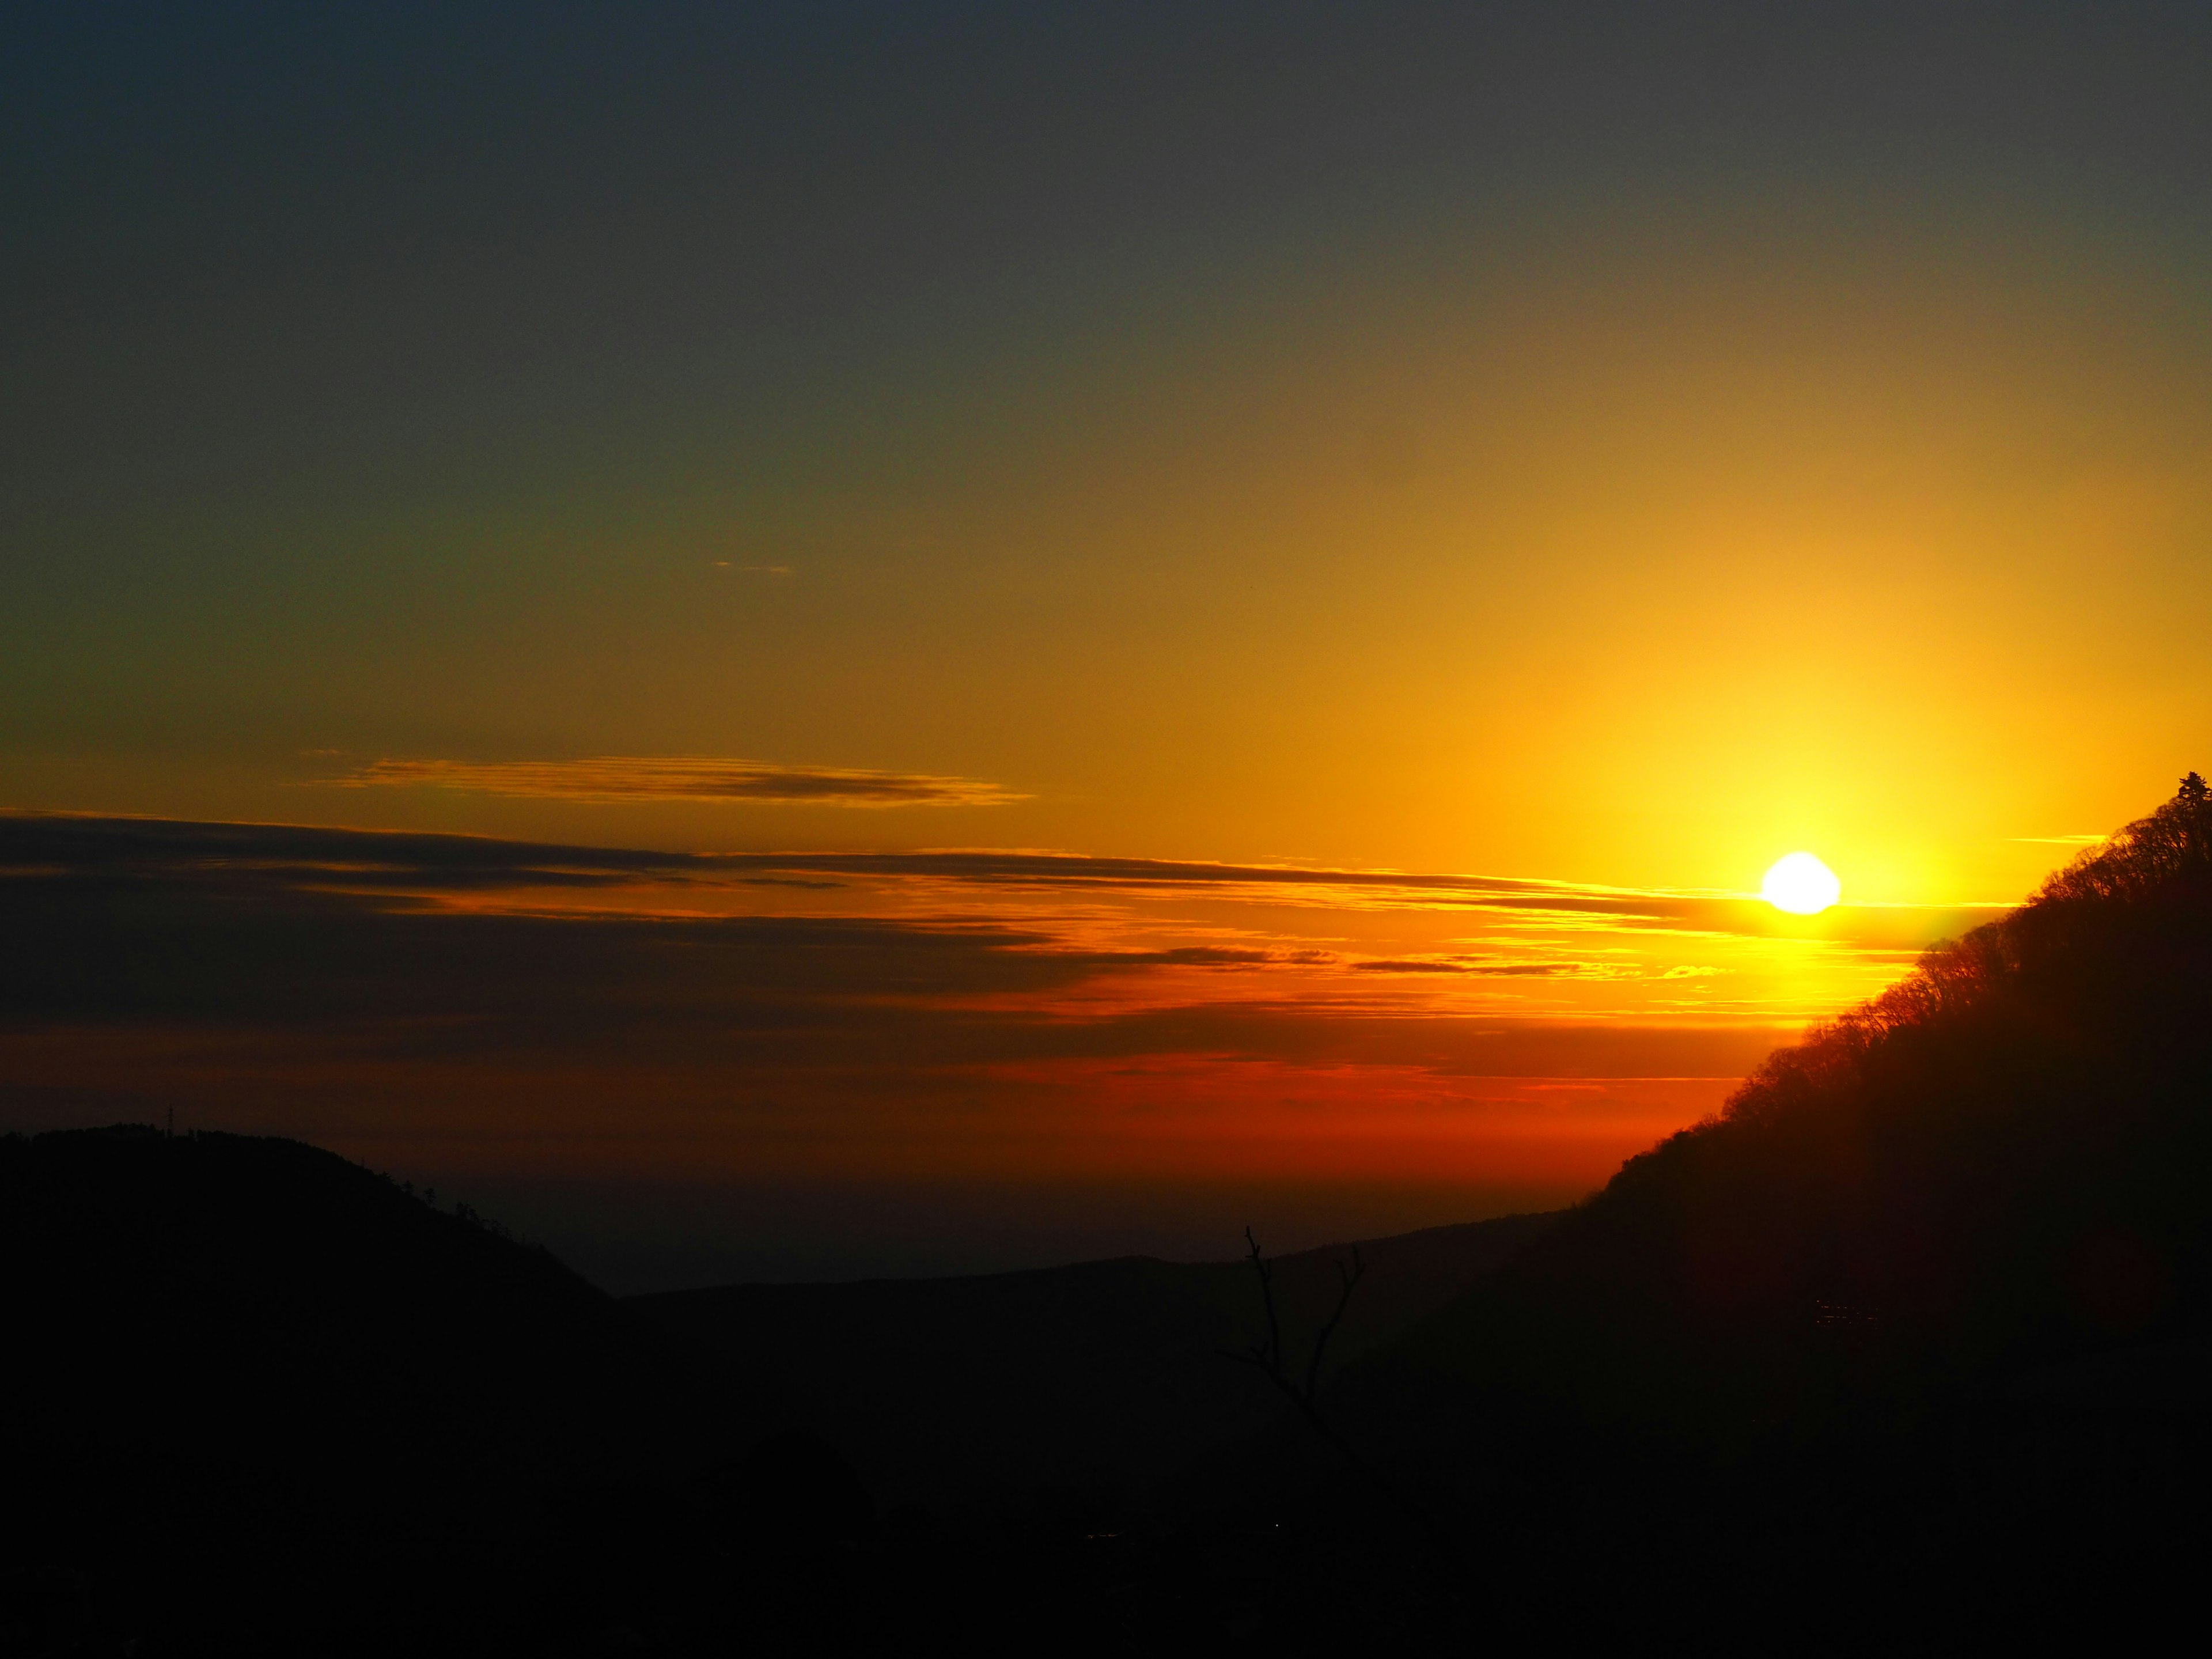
{"left": 1322, "top": 777, "right": 2212, "bottom": 1638}
{"left": 1, "top": 1126, "right": 762, "bottom": 1654}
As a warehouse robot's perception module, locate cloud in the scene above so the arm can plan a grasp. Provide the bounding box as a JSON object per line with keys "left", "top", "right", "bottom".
{"left": 681, "top": 851, "right": 2000, "bottom": 949}
{"left": 0, "top": 814, "right": 1804, "bottom": 1077}
{"left": 0, "top": 809, "right": 1991, "bottom": 1006}
{"left": 0, "top": 812, "right": 1991, "bottom": 958}
{"left": 1348, "top": 956, "right": 1664, "bottom": 980}
{"left": 323, "top": 757, "right": 1024, "bottom": 808}
{"left": 1124, "top": 946, "right": 1286, "bottom": 967}
{"left": 0, "top": 810, "right": 702, "bottom": 889}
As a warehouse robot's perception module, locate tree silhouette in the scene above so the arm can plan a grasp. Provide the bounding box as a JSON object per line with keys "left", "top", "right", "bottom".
{"left": 1221, "top": 1225, "right": 1366, "bottom": 1425}
{"left": 1221, "top": 1227, "right": 1448, "bottom": 1555}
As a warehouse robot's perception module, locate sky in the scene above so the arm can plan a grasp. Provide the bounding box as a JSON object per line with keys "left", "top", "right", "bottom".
{"left": 7, "top": 3, "right": 2212, "bottom": 1287}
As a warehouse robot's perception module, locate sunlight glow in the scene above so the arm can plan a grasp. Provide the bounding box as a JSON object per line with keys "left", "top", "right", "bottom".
{"left": 1762, "top": 852, "right": 1841, "bottom": 915}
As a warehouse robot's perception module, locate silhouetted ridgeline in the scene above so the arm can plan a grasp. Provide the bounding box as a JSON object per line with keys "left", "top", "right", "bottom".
{"left": 1330, "top": 776, "right": 2212, "bottom": 1634}
{"left": 629, "top": 1213, "right": 1555, "bottom": 1505}
{"left": 1, "top": 1127, "right": 759, "bottom": 1653}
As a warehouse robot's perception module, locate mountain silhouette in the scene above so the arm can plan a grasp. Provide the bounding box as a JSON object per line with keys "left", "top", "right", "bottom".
{"left": 2, "top": 1126, "right": 764, "bottom": 1654}
{"left": 631, "top": 1212, "right": 1555, "bottom": 1508}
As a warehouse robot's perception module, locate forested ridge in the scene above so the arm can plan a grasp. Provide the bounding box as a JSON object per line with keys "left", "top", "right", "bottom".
{"left": 1329, "top": 775, "right": 2212, "bottom": 1636}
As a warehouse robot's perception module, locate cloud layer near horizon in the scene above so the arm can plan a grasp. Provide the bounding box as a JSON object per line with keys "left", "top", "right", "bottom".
{"left": 327, "top": 756, "right": 1024, "bottom": 807}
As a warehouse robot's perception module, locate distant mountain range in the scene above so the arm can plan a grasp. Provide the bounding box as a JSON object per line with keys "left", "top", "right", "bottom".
{"left": 630, "top": 1210, "right": 1556, "bottom": 1506}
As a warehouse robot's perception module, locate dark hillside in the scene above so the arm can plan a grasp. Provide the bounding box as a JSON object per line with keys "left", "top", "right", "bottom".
{"left": 630, "top": 1211, "right": 1557, "bottom": 1505}
{"left": 1333, "top": 776, "right": 2212, "bottom": 1631}
{"left": 1, "top": 1127, "right": 747, "bottom": 1654}
{"left": 7, "top": 1126, "right": 656, "bottom": 1467}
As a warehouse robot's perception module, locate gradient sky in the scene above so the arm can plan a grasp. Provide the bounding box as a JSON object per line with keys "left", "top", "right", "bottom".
{"left": 7, "top": 3, "right": 2212, "bottom": 1286}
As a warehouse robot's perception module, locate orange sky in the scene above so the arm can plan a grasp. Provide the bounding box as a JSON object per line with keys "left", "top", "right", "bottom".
{"left": 7, "top": 6, "right": 2211, "bottom": 1284}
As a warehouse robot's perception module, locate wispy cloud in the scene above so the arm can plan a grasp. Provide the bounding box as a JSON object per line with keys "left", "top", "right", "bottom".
{"left": 0, "top": 813, "right": 1997, "bottom": 957}
{"left": 1353, "top": 958, "right": 1578, "bottom": 976}
{"left": 0, "top": 815, "right": 1801, "bottom": 1072}
{"left": 324, "top": 757, "right": 1025, "bottom": 808}
{"left": 670, "top": 850, "right": 2008, "bottom": 948}
{"left": 2009, "top": 834, "right": 2108, "bottom": 845}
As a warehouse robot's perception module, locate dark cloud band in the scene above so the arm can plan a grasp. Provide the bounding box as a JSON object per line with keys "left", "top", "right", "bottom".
{"left": 323, "top": 757, "right": 1024, "bottom": 808}
{"left": 0, "top": 812, "right": 1793, "bottom": 1080}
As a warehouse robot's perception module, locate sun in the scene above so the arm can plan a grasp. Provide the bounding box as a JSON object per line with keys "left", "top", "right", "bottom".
{"left": 1761, "top": 851, "right": 1840, "bottom": 915}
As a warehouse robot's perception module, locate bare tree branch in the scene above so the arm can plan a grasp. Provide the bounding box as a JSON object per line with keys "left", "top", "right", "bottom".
{"left": 1218, "top": 1228, "right": 1448, "bottom": 1557}
{"left": 1304, "top": 1247, "right": 1365, "bottom": 1403}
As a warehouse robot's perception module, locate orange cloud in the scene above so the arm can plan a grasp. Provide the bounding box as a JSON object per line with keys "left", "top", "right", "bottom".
{"left": 324, "top": 756, "right": 1025, "bottom": 808}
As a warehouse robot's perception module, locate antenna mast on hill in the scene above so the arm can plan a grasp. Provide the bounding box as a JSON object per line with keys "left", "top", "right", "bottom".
{"left": 166, "top": 1107, "right": 173, "bottom": 1141}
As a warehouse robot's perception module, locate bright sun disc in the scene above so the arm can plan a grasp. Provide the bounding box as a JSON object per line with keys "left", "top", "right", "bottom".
{"left": 1761, "top": 852, "right": 1840, "bottom": 915}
